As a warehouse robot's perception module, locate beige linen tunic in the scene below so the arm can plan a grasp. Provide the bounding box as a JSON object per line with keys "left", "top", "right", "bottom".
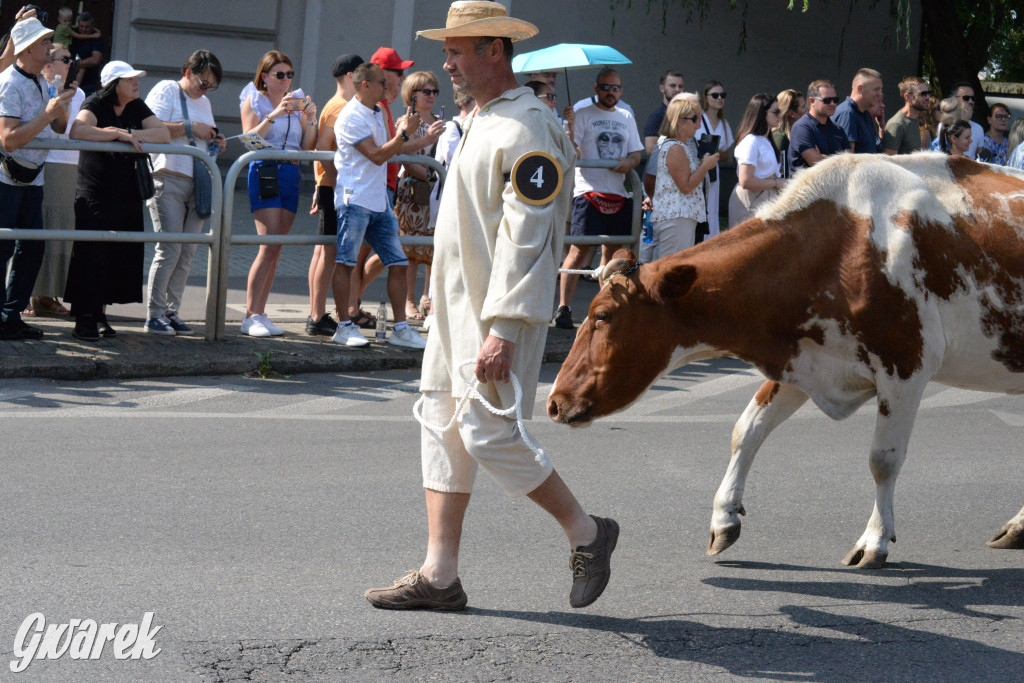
{"left": 420, "top": 87, "right": 575, "bottom": 418}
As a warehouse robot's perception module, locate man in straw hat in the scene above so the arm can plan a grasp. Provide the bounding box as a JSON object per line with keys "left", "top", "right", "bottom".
{"left": 364, "top": 1, "right": 619, "bottom": 611}
{"left": 0, "top": 15, "right": 74, "bottom": 339}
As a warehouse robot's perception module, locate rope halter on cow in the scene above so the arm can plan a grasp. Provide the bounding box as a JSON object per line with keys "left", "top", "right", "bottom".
{"left": 412, "top": 359, "right": 546, "bottom": 459}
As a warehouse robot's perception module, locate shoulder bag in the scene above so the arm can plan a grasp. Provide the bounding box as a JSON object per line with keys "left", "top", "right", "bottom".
{"left": 177, "top": 84, "right": 213, "bottom": 218}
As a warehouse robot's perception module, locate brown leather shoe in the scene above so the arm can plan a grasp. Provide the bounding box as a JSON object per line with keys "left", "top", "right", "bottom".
{"left": 569, "top": 515, "right": 619, "bottom": 608}
{"left": 364, "top": 570, "right": 468, "bottom": 611}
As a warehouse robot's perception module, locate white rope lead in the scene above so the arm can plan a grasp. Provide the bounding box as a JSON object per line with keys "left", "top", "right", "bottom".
{"left": 558, "top": 265, "right": 605, "bottom": 277}
{"left": 412, "top": 359, "right": 546, "bottom": 459}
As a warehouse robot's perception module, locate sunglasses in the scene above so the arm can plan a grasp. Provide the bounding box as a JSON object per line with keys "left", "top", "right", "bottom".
{"left": 596, "top": 83, "right": 622, "bottom": 93}
{"left": 193, "top": 74, "right": 218, "bottom": 92}
{"left": 708, "top": 91, "right": 727, "bottom": 99}
{"left": 917, "top": 90, "right": 931, "bottom": 97}
{"left": 418, "top": 88, "right": 440, "bottom": 96}
{"left": 270, "top": 70, "right": 295, "bottom": 80}
{"left": 541, "top": 93, "right": 557, "bottom": 102}
{"left": 52, "top": 55, "right": 71, "bottom": 64}
{"left": 682, "top": 115, "right": 699, "bottom": 123}
{"left": 960, "top": 95, "right": 976, "bottom": 102}
{"left": 814, "top": 96, "right": 842, "bottom": 105}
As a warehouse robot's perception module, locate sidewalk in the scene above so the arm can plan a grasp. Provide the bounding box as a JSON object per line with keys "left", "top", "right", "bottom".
{"left": 3, "top": 184, "right": 602, "bottom": 380}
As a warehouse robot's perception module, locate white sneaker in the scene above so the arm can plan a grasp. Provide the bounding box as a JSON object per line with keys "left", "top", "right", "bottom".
{"left": 241, "top": 314, "right": 272, "bottom": 337}
{"left": 422, "top": 313, "right": 434, "bottom": 332}
{"left": 332, "top": 322, "right": 369, "bottom": 347}
{"left": 258, "top": 313, "right": 284, "bottom": 336}
{"left": 388, "top": 324, "right": 427, "bottom": 349}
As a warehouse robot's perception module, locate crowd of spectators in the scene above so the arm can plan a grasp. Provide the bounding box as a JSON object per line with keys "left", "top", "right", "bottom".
{"left": 3, "top": 5, "right": 1024, "bottom": 342}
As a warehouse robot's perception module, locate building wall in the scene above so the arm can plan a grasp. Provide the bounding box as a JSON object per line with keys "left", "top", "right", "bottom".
{"left": 111, "top": 0, "right": 921, "bottom": 160}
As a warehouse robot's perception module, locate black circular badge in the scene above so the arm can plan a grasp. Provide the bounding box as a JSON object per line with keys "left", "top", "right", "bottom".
{"left": 511, "top": 151, "right": 563, "bottom": 205}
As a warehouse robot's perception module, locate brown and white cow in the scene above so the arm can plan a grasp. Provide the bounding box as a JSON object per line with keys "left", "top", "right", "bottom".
{"left": 547, "top": 152, "right": 1024, "bottom": 569}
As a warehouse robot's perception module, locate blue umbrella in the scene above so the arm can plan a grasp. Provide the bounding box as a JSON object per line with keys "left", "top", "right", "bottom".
{"left": 512, "top": 43, "right": 631, "bottom": 102}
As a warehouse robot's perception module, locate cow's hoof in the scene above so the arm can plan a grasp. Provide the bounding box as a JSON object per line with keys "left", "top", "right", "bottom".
{"left": 987, "top": 523, "right": 1024, "bottom": 549}
{"left": 707, "top": 523, "right": 741, "bottom": 556}
{"left": 841, "top": 546, "right": 888, "bottom": 569}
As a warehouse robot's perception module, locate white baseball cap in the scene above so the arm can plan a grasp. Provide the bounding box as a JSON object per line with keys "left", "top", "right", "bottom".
{"left": 100, "top": 61, "right": 146, "bottom": 87}
{"left": 10, "top": 17, "right": 53, "bottom": 54}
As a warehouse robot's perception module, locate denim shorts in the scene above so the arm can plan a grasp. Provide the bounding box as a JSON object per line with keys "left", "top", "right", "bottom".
{"left": 336, "top": 202, "right": 408, "bottom": 267}
{"left": 247, "top": 161, "right": 301, "bottom": 214}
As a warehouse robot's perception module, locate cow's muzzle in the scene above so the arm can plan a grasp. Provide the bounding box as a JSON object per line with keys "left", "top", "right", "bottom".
{"left": 547, "top": 394, "right": 593, "bottom": 427}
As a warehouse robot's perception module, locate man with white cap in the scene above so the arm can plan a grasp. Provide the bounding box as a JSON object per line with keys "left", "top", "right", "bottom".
{"left": 364, "top": 0, "right": 618, "bottom": 611}
{"left": 0, "top": 16, "right": 73, "bottom": 339}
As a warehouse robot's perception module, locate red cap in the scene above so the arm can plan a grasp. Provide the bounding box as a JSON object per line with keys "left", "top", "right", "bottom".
{"left": 371, "top": 47, "right": 414, "bottom": 71}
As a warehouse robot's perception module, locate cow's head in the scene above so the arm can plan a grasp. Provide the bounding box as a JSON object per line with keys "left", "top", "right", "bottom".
{"left": 548, "top": 249, "right": 704, "bottom": 426}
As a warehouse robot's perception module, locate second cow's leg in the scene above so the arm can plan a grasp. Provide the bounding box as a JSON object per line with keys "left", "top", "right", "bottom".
{"left": 708, "top": 381, "right": 809, "bottom": 555}
{"left": 987, "top": 504, "right": 1024, "bottom": 549}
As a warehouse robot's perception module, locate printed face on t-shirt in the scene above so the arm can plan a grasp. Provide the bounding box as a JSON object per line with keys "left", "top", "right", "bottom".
{"left": 596, "top": 130, "right": 625, "bottom": 160}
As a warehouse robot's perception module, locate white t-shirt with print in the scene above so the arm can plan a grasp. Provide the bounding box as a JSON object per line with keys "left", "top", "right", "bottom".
{"left": 733, "top": 134, "right": 780, "bottom": 179}
{"left": 145, "top": 79, "right": 216, "bottom": 176}
{"left": 572, "top": 103, "right": 643, "bottom": 197}
{"left": 334, "top": 97, "right": 389, "bottom": 213}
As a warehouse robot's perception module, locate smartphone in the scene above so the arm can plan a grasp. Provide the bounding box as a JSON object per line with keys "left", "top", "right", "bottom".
{"left": 412, "top": 95, "right": 417, "bottom": 109}
{"left": 64, "top": 57, "right": 80, "bottom": 89}
{"left": 287, "top": 96, "right": 310, "bottom": 111}
{"left": 25, "top": 4, "right": 49, "bottom": 25}
{"left": 439, "top": 105, "right": 445, "bottom": 120}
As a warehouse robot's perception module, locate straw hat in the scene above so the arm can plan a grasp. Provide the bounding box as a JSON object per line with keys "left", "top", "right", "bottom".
{"left": 417, "top": 1, "right": 538, "bottom": 42}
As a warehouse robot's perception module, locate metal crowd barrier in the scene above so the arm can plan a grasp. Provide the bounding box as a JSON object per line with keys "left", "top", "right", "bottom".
{"left": 1, "top": 140, "right": 641, "bottom": 343}
{"left": 5, "top": 139, "right": 224, "bottom": 340}
{"left": 217, "top": 150, "right": 447, "bottom": 340}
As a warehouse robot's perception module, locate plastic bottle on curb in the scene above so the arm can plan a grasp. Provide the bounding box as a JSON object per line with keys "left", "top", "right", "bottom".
{"left": 642, "top": 208, "right": 654, "bottom": 244}
{"left": 375, "top": 301, "right": 388, "bottom": 341}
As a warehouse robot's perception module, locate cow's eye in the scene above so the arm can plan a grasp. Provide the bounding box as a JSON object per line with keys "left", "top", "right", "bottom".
{"left": 593, "top": 311, "right": 611, "bottom": 322}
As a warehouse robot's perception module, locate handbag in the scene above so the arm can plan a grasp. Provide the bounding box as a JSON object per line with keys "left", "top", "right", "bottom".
{"left": 133, "top": 154, "right": 155, "bottom": 200}
{"left": 408, "top": 177, "right": 432, "bottom": 205}
{"left": 177, "top": 84, "right": 213, "bottom": 218}
{"left": 0, "top": 154, "right": 42, "bottom": 185}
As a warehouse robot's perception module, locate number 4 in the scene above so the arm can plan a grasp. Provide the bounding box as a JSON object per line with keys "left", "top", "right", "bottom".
{"left": 530, "top": 165, "right": 544, "bottom": 188}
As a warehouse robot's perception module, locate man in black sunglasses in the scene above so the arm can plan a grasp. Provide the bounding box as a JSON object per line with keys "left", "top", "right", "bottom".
{"left": 833, "top": 67, "right": 883, "bottom": 154}
{"left": 883, "top": 76, "right": 929, "bottom": 155}
{"left": 788, "top": 78, "right": 851, "bottom": 171}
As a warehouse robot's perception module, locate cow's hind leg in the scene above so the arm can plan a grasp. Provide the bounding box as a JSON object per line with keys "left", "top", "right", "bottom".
{"left": 708, "top": 381, "right": 808, "bottom": 556}
{"left": 842, "top": 383, "right": 926, "bottom": 569}
{"left": 987, "top": 505, "right": 1024, "bottom": 549}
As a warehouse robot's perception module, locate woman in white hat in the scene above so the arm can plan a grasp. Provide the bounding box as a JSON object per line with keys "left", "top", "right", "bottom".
{"left": 65, "top": 60, "right": 170, "bottom": 341}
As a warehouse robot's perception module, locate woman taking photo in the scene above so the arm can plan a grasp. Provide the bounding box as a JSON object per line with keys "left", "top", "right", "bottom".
{"left": 729, "top": 93, "right": 785, "bottom": 228}
{"left": 695, "top": 80, "right": 734, "bottom": 238}
{"left": 239, "top": 50, "right": 317, "bottom": 337}
{"left": 65, "top": 61, "right": 170, "bottom": 341}
{"left": 771, "top": 89, "right": 804, "bottom": 180}
{"left": 27, "top": 43, "right": 85, "bottom": 318}
{"left": 650, "top": 97, "right": 719, "bottom": 257}
{"left": 394, "top": 71, "right": 443, "bottom": 322}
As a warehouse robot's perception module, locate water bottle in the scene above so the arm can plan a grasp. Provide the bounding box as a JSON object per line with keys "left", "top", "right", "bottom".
{"left": 375, "top": 301, "right": 388, "bottom": 341}
{"left": 50, "top": 75, "right": 62, "bottom": 96}
{"left": 642, "top": 208, "right": 654, "bottom": 244}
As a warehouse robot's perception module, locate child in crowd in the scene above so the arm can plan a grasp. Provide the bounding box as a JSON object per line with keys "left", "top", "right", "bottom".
{"left": 53, "top": 7, "right": 101, "bottom": 49}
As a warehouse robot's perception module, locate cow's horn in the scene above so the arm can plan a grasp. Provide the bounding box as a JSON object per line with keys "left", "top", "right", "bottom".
{"left": 599, "top": 257, "right": 635, "bottom": 287}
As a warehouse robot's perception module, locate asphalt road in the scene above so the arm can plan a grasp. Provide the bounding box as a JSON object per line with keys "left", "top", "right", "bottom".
{"left": 0, "top": 359, "right": 1021, "bottom": 681}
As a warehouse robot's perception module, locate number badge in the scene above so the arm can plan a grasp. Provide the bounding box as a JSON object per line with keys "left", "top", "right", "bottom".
{"left": 510, "top": 151, "right": 563, "bottom": 206}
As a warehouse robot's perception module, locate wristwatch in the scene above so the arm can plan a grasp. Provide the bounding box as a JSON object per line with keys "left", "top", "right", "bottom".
{"left": 399, "top": 130, "right": 409, "bottom": 142}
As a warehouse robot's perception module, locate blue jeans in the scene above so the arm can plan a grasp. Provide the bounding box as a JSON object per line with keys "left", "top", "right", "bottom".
{"left": 335, "top": 202, "right": 408, "bottom": 267}
{"left": 0, "top": 182, "right": 44, "bottom": 323}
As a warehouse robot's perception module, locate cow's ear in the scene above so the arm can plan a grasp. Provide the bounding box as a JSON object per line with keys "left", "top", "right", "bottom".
{"left": 654, "top": 264, "right": 697, "bottom": 303}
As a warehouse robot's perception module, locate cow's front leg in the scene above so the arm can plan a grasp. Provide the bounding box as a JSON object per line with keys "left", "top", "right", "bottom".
{"left": 842, "top": 384, "right": 925, "bottom": 569}
{"left": 987, "top": 505, "right": 1024, "bottom": 549}
{"left": 708, "top": 381, "right": 808, "bottom": 555}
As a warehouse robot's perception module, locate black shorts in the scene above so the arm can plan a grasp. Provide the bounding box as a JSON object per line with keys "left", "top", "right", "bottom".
{"left": 317, "top": 185, "right": 337, "bottom": 236}
{"left": 569, "top": 195, "right": 633, "bottom": 237}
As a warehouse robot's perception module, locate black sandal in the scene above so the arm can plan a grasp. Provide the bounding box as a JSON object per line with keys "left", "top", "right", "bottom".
{"left": 348, "top": 309, "right": 377, "bottom": 329}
